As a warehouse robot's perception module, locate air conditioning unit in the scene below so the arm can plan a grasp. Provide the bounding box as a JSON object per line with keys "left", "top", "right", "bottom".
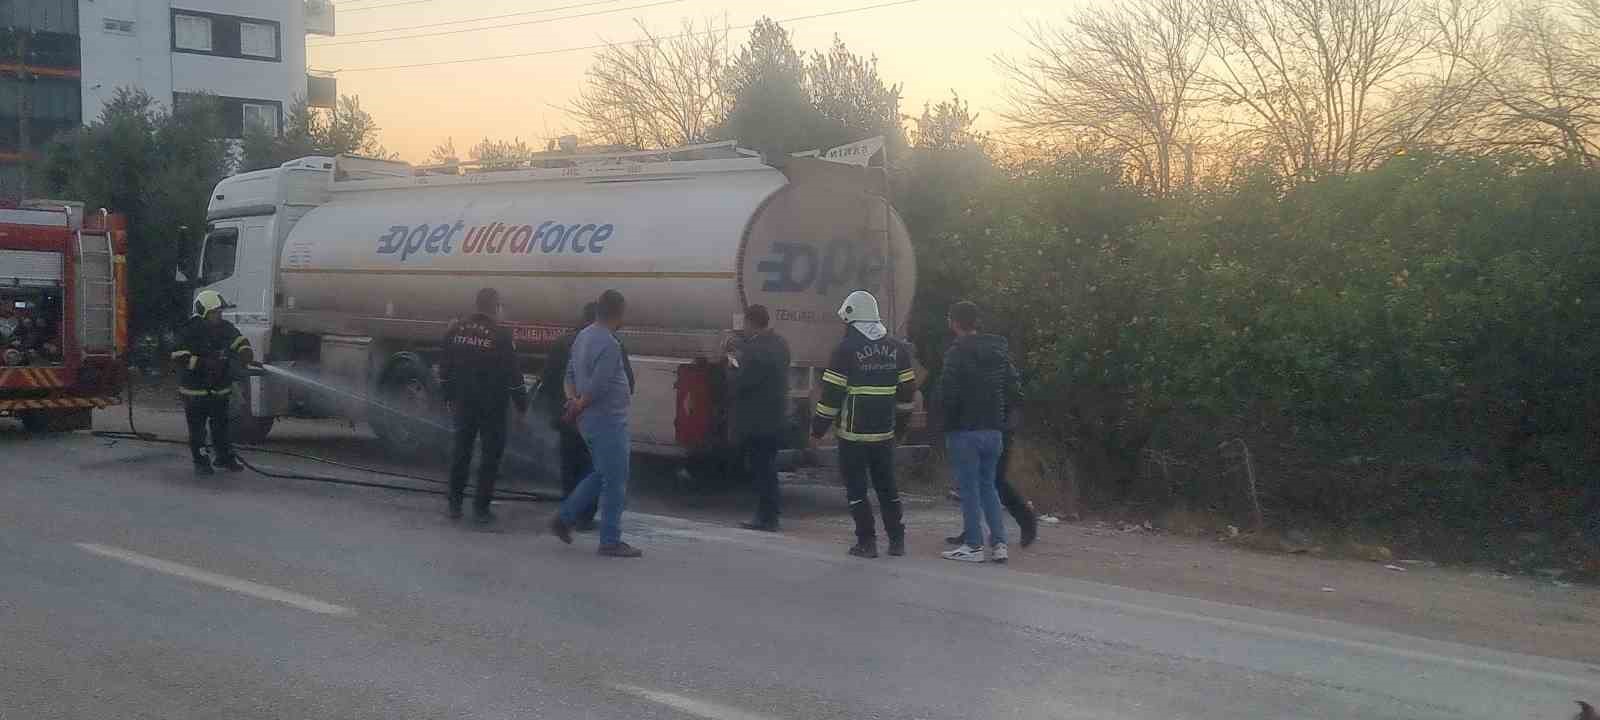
{"left": 305, "top": 0, "right": 335, "bottom": 36}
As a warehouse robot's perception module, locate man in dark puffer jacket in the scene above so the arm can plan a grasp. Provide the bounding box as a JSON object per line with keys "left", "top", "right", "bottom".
{"left": 939, "top": 300, "right": 1022, "bottom": 564}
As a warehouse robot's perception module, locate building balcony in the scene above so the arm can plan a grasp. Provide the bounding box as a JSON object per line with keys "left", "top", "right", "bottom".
{"left": 307, "top": 73, "right": 336, "bottom": 108}
{"left": 306, "top": 0, "right": 335, "bottom": 37}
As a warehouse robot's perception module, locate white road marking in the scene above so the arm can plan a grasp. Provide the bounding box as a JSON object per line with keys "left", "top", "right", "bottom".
{"left": 612, "top": 684, "right": 781, "bottom": 720}
{"left": 75, "top": 542, "right": 355, "bottom": 617}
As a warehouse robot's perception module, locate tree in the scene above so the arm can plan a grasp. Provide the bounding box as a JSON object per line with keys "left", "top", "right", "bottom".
{"left": 32, "top": 88, "right": 231, "bottom": 334}
{"left": 569, "top": 20, "right": 729, "bottom": 149}
{"left": 427, "top": 137, "right": 459, "bottom": 165}
{"left": 1434, "top": 0, "right": 1600, "bottom": 163}
{"left": 427, "top": 136, "right": 541, "bottom": 169}
{"left": 1201, "top": 0, "right": 1431, "bottom": 177}
{"left": 806, "top": 36, "right": 906, "bottom": 155}
{"left": 714, "top": 18, "right": 833, "bottom": 155}
{"left": 898, "top": 92, "right": 997, "bottom": 363}
{"left": 999, "top": 0, "right": 1210, "bottom": 195}
{"left": 469, "top": 137, "right": 539, "bottom": 169}
{"left": 240, "top": 95, "right": 389, "bottom": 171}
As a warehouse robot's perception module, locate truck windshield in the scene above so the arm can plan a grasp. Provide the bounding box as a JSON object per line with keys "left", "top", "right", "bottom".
{"left": 200, "top": 227, "right": 239, "bottom": 285}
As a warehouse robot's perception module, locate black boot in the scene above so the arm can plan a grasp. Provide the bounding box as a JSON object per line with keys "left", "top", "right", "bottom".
{"left": 214, "top": 456, "right": 245, "bottom": 473}
{"left": 848, "top": 539, "right": 879, "bottom": 558}
{"left": 193, "top": 459, "right": 214, "bottom": 476}
{"left": 887, "top": 535, "right": 906, "bottom": 557}
{"left": 1018, "top": 508, "right": 1039, "bottom": 548}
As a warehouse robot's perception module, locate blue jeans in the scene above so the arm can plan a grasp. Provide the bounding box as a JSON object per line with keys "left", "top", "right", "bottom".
{"left": 946, "top": 430, "right": 1007, "bottom": 547}
{"left": 561, "top": 418, "right": 630, "bottom": 545}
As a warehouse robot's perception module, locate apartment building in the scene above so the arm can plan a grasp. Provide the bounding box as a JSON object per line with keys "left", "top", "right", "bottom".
{"left": 0, "top": 0, "right": 335, "bottom": 188}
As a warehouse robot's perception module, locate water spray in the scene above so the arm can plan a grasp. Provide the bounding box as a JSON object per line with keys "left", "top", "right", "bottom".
{"left": 253, "top": 361, "right": 552, "bottom": 469}
{"left": 92, "top": 361, "right": 558, "bottom": 504}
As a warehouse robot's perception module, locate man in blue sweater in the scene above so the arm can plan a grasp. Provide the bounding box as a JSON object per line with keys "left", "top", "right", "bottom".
{"left": 548, "top": 289, "right": 642, "bottom": 558}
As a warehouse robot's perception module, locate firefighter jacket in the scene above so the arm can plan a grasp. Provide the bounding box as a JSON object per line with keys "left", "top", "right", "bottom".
{"left": 812, "top": 325, "right": 916, "bottom": 443}
{"left": 440, "top": 313, "right": 523, "bottom": 411}
{"left": 171, "top": 315, "right": 252, "bottom": 397}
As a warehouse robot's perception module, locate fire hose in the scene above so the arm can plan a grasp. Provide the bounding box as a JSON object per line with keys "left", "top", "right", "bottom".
{"left": 91, "top": 361, "right": 559, "bottom": 504}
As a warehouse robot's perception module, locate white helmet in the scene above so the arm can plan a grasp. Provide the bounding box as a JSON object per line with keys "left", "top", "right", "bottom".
{"left": 193, "top": 289, "right": 232, "bottom": 316}
{"left": 837, "top": 290, "right": 882, "bottom": 324}
{"left": 837, "top": 290, "right": 887, "bottom": 340}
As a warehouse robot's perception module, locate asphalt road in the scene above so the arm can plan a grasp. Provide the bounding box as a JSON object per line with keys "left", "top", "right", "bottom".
{"left": 1, "top": 416, "right": 1594, "bottom": 720}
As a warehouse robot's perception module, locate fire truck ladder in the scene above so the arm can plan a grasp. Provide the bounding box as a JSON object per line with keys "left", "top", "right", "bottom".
{"left": 76, "top": 216, "right": 116, "bottom": 357}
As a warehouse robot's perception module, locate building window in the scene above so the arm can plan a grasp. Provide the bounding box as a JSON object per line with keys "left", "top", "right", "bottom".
{"left": 174, "top": 93, "right": 282, "bottom": 139}
{"left": 0, "top": 77, "right": 82, "bottom": 152}
{"left": 170, "top": 10, "right": 280, "bottom": 62}
{"left": 102, "top": 18, "right": 135, "bottom": 35}
{"left": 243, "top": 102, "right": 279, "bottom": 137}
{"left": 239, "top": 21, "right": 276, "bottom": 58}
{"left": 174, "top": 13, "right": 212, "bottom": 52}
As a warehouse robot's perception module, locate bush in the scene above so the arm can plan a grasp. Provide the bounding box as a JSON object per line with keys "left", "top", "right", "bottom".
{"left": 910, "top": 151, "right": 1600, "bottom": 540}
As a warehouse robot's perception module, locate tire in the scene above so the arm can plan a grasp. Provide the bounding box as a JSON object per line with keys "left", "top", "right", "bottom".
{"left": 370, "top": 355, "right": 445, "bottom": 458}
{"left": 20, "top": 408, "right": 91, "bottom": 433}
{"left": 228, "top": 380, "right": 275, "bottom": 444}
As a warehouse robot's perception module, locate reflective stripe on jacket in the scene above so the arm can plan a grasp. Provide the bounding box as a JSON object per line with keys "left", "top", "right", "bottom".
{"left": 172, "top": 315, "right": 250, "bottom": 396}
{"left": 812, "top": 326, "right": 916, "bottom": 442}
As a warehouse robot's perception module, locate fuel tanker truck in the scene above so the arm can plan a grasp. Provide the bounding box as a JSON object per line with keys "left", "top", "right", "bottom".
{"left": 192, "top": 142, "right": 917, "bottom": 469}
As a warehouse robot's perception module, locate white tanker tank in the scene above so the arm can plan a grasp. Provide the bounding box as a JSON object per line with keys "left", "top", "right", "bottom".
{"left": 196, "top": 144, "right": 917, "bottom": 463}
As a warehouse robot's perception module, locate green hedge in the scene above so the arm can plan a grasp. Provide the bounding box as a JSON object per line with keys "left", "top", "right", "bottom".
{"left": 910, "top": 153, "right": 1600, "bottom": 535}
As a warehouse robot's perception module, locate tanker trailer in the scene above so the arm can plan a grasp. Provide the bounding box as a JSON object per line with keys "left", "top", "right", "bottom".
{"left": 193, "top": 145, "right": 916, "bottom": 469}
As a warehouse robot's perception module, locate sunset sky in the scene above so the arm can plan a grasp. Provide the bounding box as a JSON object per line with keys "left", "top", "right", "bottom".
{"left": 308, "top": 0, "right": 1066, "bottom": 161}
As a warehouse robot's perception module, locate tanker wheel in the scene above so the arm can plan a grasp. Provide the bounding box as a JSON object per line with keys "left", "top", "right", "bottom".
{"left": 20, "top": 408, "right": 91, "bottom": 433}
{"left": 371, "top": 357, "right": 443, "bottom": 458}
{"left": 227, "top": 380, "right": 275, "bottom": 445}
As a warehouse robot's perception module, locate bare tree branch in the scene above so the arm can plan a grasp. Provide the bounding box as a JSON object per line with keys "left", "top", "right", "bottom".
{"left": 997, "top": 0, "right": 1210, "bottom": 195}
{"left": 569, "top": 20, "right": 730, "bottom": 150}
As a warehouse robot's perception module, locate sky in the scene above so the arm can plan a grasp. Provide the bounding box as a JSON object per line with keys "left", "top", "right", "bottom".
{"left": 308, "top": 0, "right": 1067, "bottom": 162}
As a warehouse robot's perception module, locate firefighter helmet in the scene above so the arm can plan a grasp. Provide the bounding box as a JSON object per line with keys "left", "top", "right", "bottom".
{"left": 836, "top": 290, "right": 882, "bottom": 324}
{"left": 193, "top": 289, "right": 232, "bottom": 316}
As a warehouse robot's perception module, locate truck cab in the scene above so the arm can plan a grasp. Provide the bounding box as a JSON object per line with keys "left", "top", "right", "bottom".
{"left": 196, "top": 157, "right": 334, "bottom": 439}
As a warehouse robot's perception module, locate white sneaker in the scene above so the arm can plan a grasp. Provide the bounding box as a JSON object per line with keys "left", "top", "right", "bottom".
{"left": 989, "top": 543, "right": 1009, "bottom": 564}
{"left": 941, "top": 544, "right": 986, "bottom": 563}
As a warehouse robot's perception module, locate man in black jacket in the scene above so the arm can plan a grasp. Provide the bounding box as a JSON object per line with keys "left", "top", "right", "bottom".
{"left": 171, "top": 289, "right": 253, "bottom": 476}
{"left": 442, "top": 287, "right": 527, "bottom": 525}
{"left": 945, "top": 414, "right": 1039, "bottom": 548}
{"left": 539, "top": 303, "right": 600, "bottom": 531}
{"left": 939, "top": 300, "right": 1019, "bottom": 564}
{"left": 732, "top": 305, "right": 792, "bottom": 532}
{"left": 812, "top": 290, "right": 917, "bottom": 558}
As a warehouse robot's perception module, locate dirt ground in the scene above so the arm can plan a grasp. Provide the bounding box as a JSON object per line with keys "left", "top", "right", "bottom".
{"left": 767, "top": 481, "right": 1600, "bottom": 666}
{"left": 631, "top": 465, "right": 1600, "bottom": 667}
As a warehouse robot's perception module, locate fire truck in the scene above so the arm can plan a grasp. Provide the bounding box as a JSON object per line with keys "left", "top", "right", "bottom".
{"left": 0, "top": 202, "right": 128, "bottom": 432}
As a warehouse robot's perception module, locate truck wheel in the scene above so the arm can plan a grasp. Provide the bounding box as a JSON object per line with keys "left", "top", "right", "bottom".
{"left": 20, "top": 408, "right": 91, "bottom": 433}
{"left": 228, "top": 381, "right": 275, "bottom": 444}
{"left": 371, "top": 356, "right": 442, "bottom": 458}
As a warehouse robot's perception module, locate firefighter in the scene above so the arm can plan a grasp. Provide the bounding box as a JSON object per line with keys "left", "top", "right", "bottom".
{"left": 811, "top": 290, "right": 918, "bottom": 558}
{"left": 171, "top": 290, "right": 253, "bottom": 476}
{"left": 441, "top": 287, "right": 527, "bottom": 525}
